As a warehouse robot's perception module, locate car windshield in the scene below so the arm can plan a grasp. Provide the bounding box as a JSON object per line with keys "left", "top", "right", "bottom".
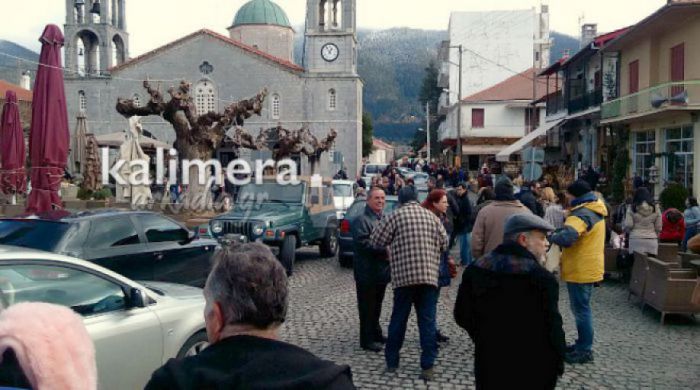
{"left": 0, "top": 220, "right": 71, "bottom": 251}
{"left": 346, "top": 199, "right": 398, "bottom": 220}
{"left": 333, "top": 184, "right": 353, "bottom": 197}
{"left": 237, "top": 182, "right": 304, "bottom": 203}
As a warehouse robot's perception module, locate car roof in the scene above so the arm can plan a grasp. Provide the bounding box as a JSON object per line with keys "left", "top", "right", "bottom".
{"left": 332, "top": 180, "right": 355, "bottom": 185}
{"left": 0, "top": 245, "right": 145, "bottom": 287}
{"left": 0, "top": 209, "right": 161, "bottom": 223}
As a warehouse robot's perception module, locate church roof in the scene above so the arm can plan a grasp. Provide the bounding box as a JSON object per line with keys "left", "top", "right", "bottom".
{"left": 109, "top": 29, "right": 304, "bottom": 74}
{"left": 231, "top": 0, "right": 291, "bottom": 28}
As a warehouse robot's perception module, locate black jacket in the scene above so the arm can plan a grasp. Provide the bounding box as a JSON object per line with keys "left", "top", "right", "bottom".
{"left": 448, "top": 190, "right": 474, "bottom": 234}
{"left": 145, "top": 335, "right": 355, "bottom": 390}
{"left": 351, "top": 206, "right": 390, "bottom": 284}
{"left": 454, "top": 243, "right": 565, "bottom": 390}
{"left": 516, "top": 188, "right": 544, "bottom": 217}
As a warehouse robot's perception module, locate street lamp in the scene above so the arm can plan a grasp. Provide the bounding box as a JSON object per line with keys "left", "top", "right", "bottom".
{"left": 448, "top": 44, "right": 464, "bottom": 167}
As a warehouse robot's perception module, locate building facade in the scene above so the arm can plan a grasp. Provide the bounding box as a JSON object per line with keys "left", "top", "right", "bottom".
{"left": 63, "top": 0, "right": 363, "bottom": 177}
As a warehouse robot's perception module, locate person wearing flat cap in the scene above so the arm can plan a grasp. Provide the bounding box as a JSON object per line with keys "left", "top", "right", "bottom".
{"left": 454, "top": 214, "right": 566, "bottom": 390}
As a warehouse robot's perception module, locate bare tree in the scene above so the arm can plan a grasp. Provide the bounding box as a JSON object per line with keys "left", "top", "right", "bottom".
{"left": 116, "top": 80, "right": 267, "bottom": 209}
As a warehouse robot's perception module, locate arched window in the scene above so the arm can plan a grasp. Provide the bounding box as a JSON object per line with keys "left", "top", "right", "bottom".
{"left": 194, "top": 80, "right": 217, "bottom": 115}
{"left": 328, "top": 89, "right": 337, "bottom": 110}
{"left": 78, "top": 91, "right": 87, "bottom": 112}
{"left": 133, "top": 94, "right": 141, "bottom": 107}
{"left": 271, "top": 94, "right": 281, "bottom": 119}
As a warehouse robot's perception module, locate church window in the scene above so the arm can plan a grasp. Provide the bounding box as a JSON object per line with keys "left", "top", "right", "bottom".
{"left": 78, "top": 90, "right": 87, "bottom": 112}
{"left": 271, "top": 94, "right": 281, "bottom": 119}
{"left": 133, "top": 94, "right": 141, "bottom": 108}
{"left": 328, "top": 89, "right": 337, "bottom": 110}
{"left": 195, "top": 80, "right": 217, "bottom": 115}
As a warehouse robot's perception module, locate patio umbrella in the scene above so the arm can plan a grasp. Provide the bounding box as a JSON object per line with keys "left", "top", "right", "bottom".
{"left": 0, "top": 91, "right": 27, "bottom": 199}
{"left": 26, "top": 24, "right": 70, "bottom": 213}
{"left": 82, "top": 134, "right": 102, "bottom": 192}
{"left": 117, "top": 116, "right": 152, "bottom": 206}
{"left": 70, "top": 112, "right": 88, "bottom": 175}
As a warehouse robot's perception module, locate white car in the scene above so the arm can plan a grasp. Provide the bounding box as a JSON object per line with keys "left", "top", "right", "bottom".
{"left": 0, "top": 246, "right": 208, "bottom": 390}
{"left": 332, "top": 180, "right": 358, "bottom": 220}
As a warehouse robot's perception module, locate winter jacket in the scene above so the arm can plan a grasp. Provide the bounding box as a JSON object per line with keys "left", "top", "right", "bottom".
{"left": 454, "top": 242, "right": 565, "bottom": 390}
{"left": 659, "top": 208, "right": 685, "bottom": 242}
{"left": 448, "top": 190, "right": 474, "bottom": 234}
{"left": 471, "top": 200, "right": 532, "bottom": 259}
{"left": 436, "top": 212, "right": 454, "bottom": 288}
{"left": 684, "top": 206, "right": 700, "bottom": 227}
{"left": 550, "top": 193, "right": 608, "bottom": 284}
{"left": 516, "top": 188, "right": 544, "bottom": 217}
{"left": 624, "top": 202, "right": 662, "bottom": 240}
{"left": 0, "top": 302, "right": 97, "bottom": 390}
{"left": 351, "top": 206, "right": 390, "bottom": 285}
{"left": 146, "top": 335, "right": 354, "bottom": 390}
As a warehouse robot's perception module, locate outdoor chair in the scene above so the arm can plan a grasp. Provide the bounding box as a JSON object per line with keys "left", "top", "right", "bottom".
{"left": 656, "top": 242, "right": 679, "bottom": 264}
{"left": 642, "top": 257, "right": 700, "bottom": 324}
{"left": 628, "top": 252, "right": 650, "bottom": 303}
{"left": 679, "top": 252, "right": 700, "bottom": 269}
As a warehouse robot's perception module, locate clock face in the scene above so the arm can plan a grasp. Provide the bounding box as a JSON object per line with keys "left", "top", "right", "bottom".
{"left": 321, "top": 43, "right": 339, "bottom": 62}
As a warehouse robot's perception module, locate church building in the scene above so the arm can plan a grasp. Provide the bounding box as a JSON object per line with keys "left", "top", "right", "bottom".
{"left": 63, "top": 0, "right": 363, "bottom": 176}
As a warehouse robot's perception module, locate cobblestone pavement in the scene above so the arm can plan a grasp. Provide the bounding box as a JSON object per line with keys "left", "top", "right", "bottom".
{"left": 278, "top": 248, "right": 700, "bottom": 389}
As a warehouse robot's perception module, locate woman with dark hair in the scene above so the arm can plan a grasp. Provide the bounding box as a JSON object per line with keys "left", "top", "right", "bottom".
{"left": 624, "top": 187, "right": 662, "bottom": 256}
{"left": 682, "top": 197, "right": 700, "bottom": 250}
{"left": 422, "top": 189, "right": 455, "bottom": 343}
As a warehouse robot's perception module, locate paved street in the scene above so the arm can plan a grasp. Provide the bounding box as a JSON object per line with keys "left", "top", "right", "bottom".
{"left": 279, "top": 248, "right": 700, "bottom": 389}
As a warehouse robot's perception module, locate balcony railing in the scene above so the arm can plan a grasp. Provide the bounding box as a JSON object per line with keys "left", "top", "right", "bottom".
{"left": 568, "top": 88, "right": 603, "bottom": 114}
{"left": 602, "top": 80, "right": 700, "bottom": 120}
{"left": 546, "top": 91, "right": 567, "bottom": 116}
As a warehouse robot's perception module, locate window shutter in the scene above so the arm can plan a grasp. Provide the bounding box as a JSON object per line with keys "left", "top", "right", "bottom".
{"left": 671, "top": 43, "right": 685, "bottom": 96}
{"left": 629, "top": 60, "right": 639, "bottom": 94}
{"left": 471, "top": 108, "right": 484, "bottom": 128}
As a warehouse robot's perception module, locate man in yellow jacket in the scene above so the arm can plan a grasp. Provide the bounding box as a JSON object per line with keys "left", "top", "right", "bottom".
{"left": 549, "top": 179, "right": 607, "bottom": 365}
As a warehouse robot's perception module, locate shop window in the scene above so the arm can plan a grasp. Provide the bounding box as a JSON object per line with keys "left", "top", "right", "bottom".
{"left": 664, "top": 125, "right": 694, "bottom": 189}
{"left": 633, "top": 130, "right": 655, "bottom": 182}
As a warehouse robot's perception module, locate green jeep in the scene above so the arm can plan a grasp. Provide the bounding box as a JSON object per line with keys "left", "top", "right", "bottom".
{"left": 209, "top": 177, "right": 339, "bottom": 274}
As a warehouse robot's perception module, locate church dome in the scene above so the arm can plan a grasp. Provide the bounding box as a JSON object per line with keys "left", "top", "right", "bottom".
{"left": 232, "top": 0, "right": 291, "bottom": 28}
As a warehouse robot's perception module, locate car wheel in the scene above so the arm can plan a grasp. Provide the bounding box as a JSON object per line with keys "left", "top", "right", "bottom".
{"left": 339, "top": 254, "right": 353, "bottom": 268}
{"left": 319, "top": 226, "right": 339, "bottom": 258}
{"left": 176, "top": 331, "right": 209, "bottom": 359}
{"left": 279, "top": 234, "right": 297, "bottom": 276}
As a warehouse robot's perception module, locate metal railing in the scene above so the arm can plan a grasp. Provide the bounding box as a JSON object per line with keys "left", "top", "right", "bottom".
{"left": 568, "top": 88, "right": 603, "bottom": 114}
{"left": 602, "top": 80, "right": 700, "bottom": 120}
{"left": 546, "top": 91, "right": 567, "bottom": 116}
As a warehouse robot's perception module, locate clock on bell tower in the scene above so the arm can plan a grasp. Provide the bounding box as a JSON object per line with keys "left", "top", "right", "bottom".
{"left": 304, "top": 0, "right": 357, "bottom": 76}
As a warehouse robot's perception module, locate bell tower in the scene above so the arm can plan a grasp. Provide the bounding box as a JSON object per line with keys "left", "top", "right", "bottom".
{"left": 304, "top": 0, "right": 357, "bottom": 75}
{"left": 64, "top": 0, "right": 129, "bottom": 78}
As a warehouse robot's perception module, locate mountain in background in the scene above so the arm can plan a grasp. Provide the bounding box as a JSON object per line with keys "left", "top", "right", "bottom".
{"left": 0, "top": 40, "right": 38, "bottom": 87}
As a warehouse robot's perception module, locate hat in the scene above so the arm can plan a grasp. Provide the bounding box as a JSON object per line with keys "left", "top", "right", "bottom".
{"left": 398, "top": 186, "right": 418, "bottom": 204}
{"left": 503, "top": 213, "right": 556, "bottom": 238}
{"left": 494, "top": 176, "right": 514, "bottom": 197}
{"left": 567, "top": 179, "right": 592, "bottom": 198}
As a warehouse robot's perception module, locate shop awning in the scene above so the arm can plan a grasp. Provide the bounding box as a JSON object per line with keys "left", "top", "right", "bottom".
{"left": 495, "top": 119, "right": 565, "bottom": 162}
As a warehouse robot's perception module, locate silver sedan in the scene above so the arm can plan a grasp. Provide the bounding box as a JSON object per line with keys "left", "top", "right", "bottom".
{"left": 0, "top": 245, "right": 208, "bottom": 390}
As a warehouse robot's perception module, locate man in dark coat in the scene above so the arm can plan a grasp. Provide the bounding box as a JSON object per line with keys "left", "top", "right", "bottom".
{"left": 454, "top": 214, "right": 565, "bottom": 390}
{"left": 448, "top": 182, "right": 474, "bottom": 265}
{"left": 516, "top": 181, "right": 544, "bottom": 217}
{"left": 145, "top": 243, "right": 355, "bottom": 390}
{"left": 351, "top": 187, "right": 390, "bottom": 352}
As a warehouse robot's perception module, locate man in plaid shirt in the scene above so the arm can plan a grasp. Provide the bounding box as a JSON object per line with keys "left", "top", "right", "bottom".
{"left": 370, "top": 186, "right": 448, "bottom": 381}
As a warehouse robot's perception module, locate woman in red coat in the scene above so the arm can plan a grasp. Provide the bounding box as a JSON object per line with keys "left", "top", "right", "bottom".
{"left": 659, "top": 208, "right": 685, "bottom": 243}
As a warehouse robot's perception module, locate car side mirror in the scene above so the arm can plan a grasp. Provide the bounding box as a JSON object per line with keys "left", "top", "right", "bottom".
{"left": 129, "top": 287, "right": 147, "bottom": 308}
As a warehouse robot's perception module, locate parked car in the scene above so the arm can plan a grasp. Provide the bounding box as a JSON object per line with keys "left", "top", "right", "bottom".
{"left": 332, "top": 179, "right": 358, "bottom": 220}
{"left": 338, "top": 195, "right": 399, "bottom": 267}
{"left": 210, "top": 177, "right": 338, "bottom": 275}
{"left": 0, "top": 210, "right": 218, "bottom": 287}
{"left": 361, "top": 163, "right": 389, "bottom": 184}
{"left": 413, "top": 172, "right": 430, "bottom": 190}
{"left": 396, "top": 167, "right": 416, "bottom": 180}
{"left": 0, "top": 245, "right": 207, "bottom": 390}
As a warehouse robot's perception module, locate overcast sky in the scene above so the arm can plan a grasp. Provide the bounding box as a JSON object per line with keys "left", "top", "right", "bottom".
{"left": 2, "top": 0, "right": 667, "bottom": 55}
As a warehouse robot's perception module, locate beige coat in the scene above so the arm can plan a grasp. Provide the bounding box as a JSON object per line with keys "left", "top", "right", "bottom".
{"left": 471, "top": 200, "right": 532, "bottom": 259}
{"left": 624, "top": 202, "right": 662, "bottom": 239}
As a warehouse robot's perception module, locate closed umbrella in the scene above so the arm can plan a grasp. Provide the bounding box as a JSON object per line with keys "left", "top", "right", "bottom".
{"left": 117, "top": 116, "right": 152, "bottom": 206}
{"left": 70, "top": 112, "right": 88, "bottom": 174}
{"left": 26, "top": 25, "right": 70, "bottom": 213}
{"left": 0, "top": 91, "right": 27, "bottom": 201}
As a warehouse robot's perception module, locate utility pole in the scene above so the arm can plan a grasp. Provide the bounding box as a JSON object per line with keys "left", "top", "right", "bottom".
{"left": 457, "top": 44, "right": 463, "bottom": 168}
{"left": 426, "top": 101, "right": 431, "bottom": 162}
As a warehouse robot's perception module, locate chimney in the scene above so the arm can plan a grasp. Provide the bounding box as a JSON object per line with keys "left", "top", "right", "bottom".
{"left": 580, "top": 23, "right": 598, "bottom": 48}
{"left": 20, "top": 71, "right": 31, "bottom": 90}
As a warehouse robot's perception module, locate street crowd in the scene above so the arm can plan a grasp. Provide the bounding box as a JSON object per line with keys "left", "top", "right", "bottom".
{"left": 4, "top": 162, "right": 699, "bottom": 390}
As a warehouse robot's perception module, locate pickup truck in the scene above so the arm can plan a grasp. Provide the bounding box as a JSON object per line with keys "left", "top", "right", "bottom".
{"left": 209, "top": 177, "right": 338, "bottom": 275}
